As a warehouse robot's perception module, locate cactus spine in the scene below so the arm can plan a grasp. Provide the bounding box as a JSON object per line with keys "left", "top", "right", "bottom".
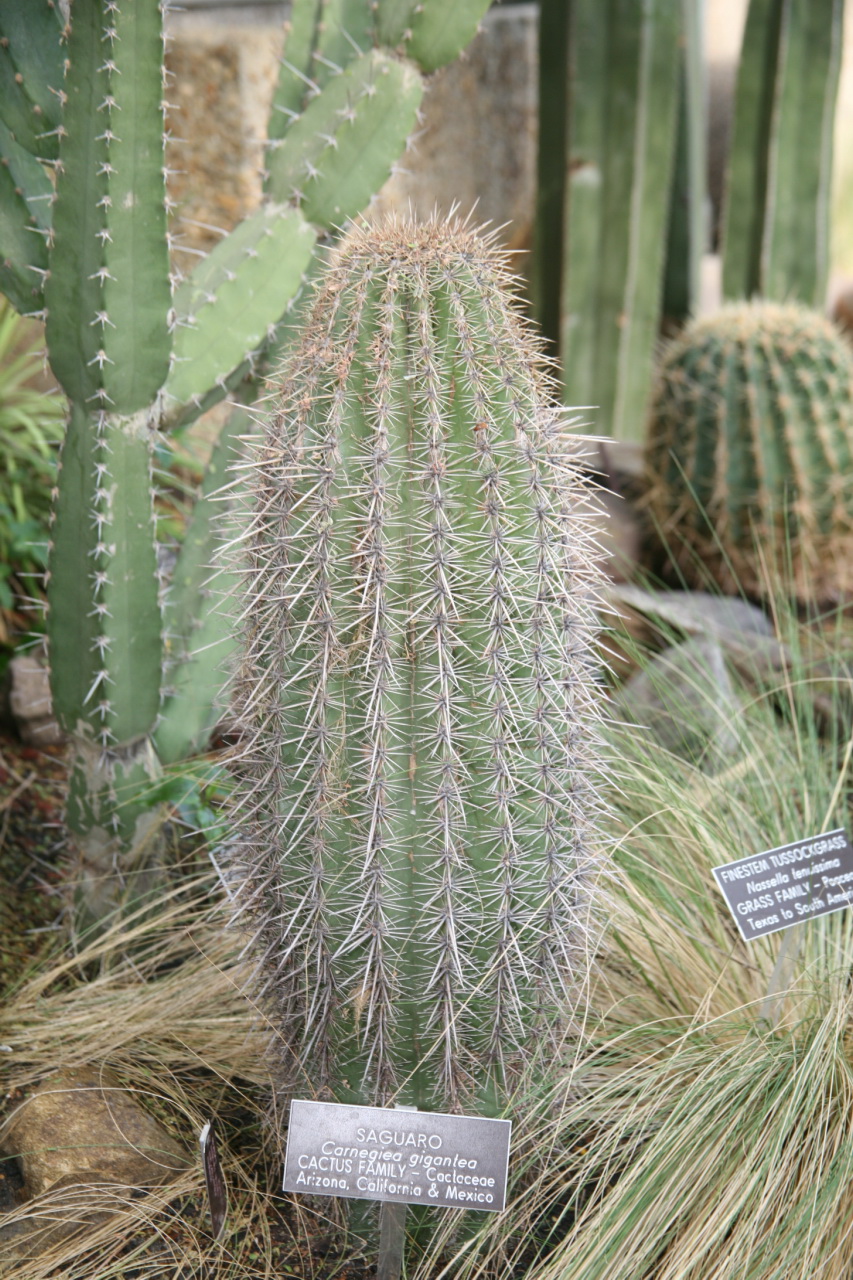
{"left": 643, "top": 302, "right": 853, "bottom": 601}
{"left": 232, "top": 217, "right": 605, "bottom": 1113}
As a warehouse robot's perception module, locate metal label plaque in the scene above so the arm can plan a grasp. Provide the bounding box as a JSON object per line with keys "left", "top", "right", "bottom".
{"left": 199, "top": 1120, "right": 227, "bottom": 1239}
{"left": 713, "top": 828, "right": 853, "bottom": 941}
{"left": 283, "top": 1100, "right": 511, "bottom": 1212}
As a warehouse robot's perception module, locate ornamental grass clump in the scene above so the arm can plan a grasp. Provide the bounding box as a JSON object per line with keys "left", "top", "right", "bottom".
{"left": 229, "top": 215, "right": 607, "bottom": 1116}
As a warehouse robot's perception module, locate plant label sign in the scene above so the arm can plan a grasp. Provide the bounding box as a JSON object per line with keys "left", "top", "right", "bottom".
{"left": 199, "top": 1120, "right": 227, "bottom": 1239}
{"left": 713, "top": 828, "right": 853, "bottom": 941}
{"left": 283, "top": 1100, "right": 511, "bottom": 1212}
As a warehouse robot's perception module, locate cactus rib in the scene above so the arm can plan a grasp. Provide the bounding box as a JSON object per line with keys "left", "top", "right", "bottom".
{"left": 0, "top": 121, "right": 51, "bottom": 313}
{"left": 43, "top": 0, "right": 110, "bottom": 405}
{"left": 556, "top": 0, "right": 682, "bottom": 440}
{"left": 101, "top": 0, "right": 172, "bottom": 414}
{"left": 48, "top": 404, "right": 162, "bottom": 745}
{"left": 154, "top": 410, "right": 250, "bottom": 766}
{"left": 0, "top": 0, "right": 64, "bottom": 161}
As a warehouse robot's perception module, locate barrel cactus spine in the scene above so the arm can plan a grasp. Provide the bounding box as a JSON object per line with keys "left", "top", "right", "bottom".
{"left": 231, "top": 216, "right": 606, "bottom": 1115}
{"left": 643, "top": 301, "right": 853, "bottom": 601}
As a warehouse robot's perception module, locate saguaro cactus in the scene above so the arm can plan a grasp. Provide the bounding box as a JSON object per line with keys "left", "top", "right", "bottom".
{"left": 643, "top": 302, "right": 853, "bottom": 601}
{"left": 232, "top": 217, "right": 605, "bottom": 1114}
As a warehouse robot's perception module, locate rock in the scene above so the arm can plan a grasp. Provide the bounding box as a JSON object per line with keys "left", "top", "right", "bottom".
{"left": 0, "top": 1068, "right": 189, "bottom": 1200}
{"left": 614, "top": 637, "right": 742, "bottom": 771}
{"left": 8, "top": 655, "right": 63, "bottom": 746}
{"left": 608, "top": 583, "right": 773, "bottom": 644}
{"left": 604, "top": 583, "right": 777, "bottom": 686}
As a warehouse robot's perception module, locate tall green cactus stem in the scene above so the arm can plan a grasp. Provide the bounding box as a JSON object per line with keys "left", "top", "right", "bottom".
{"left": 721, "top": 0, "right": 844, "bottom": 306}
{"left": 662, "top": 0, "right": 706, "bottom": 327}
{"left": 643, "top": 302, "right": 853, "bottom": 601}
{"left": 534, "top": 0, "right": 683, "bottom": 441}
{"left": 231, "top": 217, "right": 605, "bottom": 1113}
{"left": 44, "top": 0, "right": 170, "bottom": 917}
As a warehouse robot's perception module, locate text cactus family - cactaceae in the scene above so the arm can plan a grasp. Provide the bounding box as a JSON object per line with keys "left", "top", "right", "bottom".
{"left": 230, "top": 217, "right": 606, "bottom": 1115}
{"left": 643, "top": 301, "right": 853, "bottom": 601}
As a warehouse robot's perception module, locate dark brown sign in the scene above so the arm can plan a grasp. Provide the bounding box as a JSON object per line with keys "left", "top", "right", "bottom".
{"left": 713, "top": 828, "right": 853, "bottom": 941}
{"left": 283, "top": 1100, "right": 511, "bottom": 1212}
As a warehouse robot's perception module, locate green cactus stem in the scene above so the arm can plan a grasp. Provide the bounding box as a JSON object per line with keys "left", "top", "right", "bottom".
{"left": 375, "top": 0, "right": 488, "bottom": 72}
{"left": 163, "top": 204, "right": 316, "bottom": 419}
{"left": 44, "top": 0, "right": 171, "bottom": 413}
{"left": 231, "top": 216, "right": 605, "bottom": 1115}
{"left": 265, "top": 49, "right": 423, "bottom": 230}
{"left": 535, "top": 0, "right": 683, "bottom": 440}
{"left": 643, "top": 302, "right": 853, "bottom": 602}
{"left": 721, "top": 0, "right": 844, "bottom": 306}
{"left": 0, "top": 0, "right": 64, "bottom": 161}
{"left": 154, "top": 409, "right": 250, "bottom": 767}
{"left": 0, "top": 120, "right": 51, "bottom": 314}
{"left": 48, "top": 402, "right": 162, "bottom": 746}
{"left": 661, "top": 0, "right": 706, "bottom": 327}
{"left": 267, "top": 0, "right": 489, "bottom": 147}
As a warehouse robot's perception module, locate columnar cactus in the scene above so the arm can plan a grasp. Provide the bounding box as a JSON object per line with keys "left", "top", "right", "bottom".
{"left": 231, "top": 217, "right": 605, "bottom": 1114}
{"left": 643, "top": 301, "right": 853, "bottom": 600}
{"left": 0, "top": 0, "right": 490, "bottom": 926}
{"left": 533, "top": 0, "right": 689, "bottom": 440}
{"left": 721, "top": 0, "right": 844, "bottom": 306}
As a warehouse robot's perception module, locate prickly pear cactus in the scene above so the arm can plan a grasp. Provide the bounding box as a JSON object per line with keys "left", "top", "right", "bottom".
{"left": 231, "top": 217, "right": 606, "bottom": 1114}
{"left": 643, "top": 301, "right": 853, "bottom": 600}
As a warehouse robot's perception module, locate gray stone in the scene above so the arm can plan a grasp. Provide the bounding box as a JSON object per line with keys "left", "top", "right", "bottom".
{"left": 615, "top": 637, "right": 741, "bottom": 771}
{"left": 608, "top": 584, "right": 774, "bottom": 643}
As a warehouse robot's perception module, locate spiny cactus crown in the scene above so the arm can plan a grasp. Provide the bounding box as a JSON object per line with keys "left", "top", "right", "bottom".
{"left": 230, "top": 216, "right": 606, "bottom": 1115}
{"left": 644, "top": 300, "right": 853, "bottom": 600}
